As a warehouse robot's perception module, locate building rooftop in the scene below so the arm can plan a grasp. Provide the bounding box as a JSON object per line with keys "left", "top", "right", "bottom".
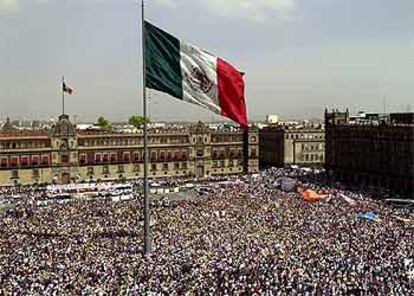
{"left": 326, "top": 109, "right": 414, "bottom": 126}
{"left": 0, "top": 130, "right": 50, "bottom": 139}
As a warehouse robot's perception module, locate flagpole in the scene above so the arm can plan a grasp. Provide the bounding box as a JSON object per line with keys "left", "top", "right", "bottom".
{"left": 141, "top": 0, "right": 152, "bottom": 256}
{"left": 62, "top": 76, "right": 65, "bottom": 115}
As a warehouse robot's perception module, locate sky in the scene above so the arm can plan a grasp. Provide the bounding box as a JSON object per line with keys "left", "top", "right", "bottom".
{"left": 0, "top": 0, "right": 413, "bottom": 123}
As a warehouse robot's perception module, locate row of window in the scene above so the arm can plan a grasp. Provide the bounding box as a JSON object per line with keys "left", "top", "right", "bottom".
{"left": 152, "top": 162, "right": 187, "bottom": 171}
{"left": 0, "top": 134, "right": 255, "bottom": 151}
{"left": 301, "top": 143, "right": 325, "bottom": 151}
{"left": 287, "top": 134, "right": 324, "bottom": 140}
{"left": 300, "top": 154, "right": 324, "bottom": 162}
{"left": 212, "top": 160, "right": 242, "bottom": 168}
{"left": 79, "top": 136, "right": 189, "bottom": 147}
{"left": 1, "top": 146, "right": 257, "bottom": 166}
{"left": 212, "top": 167, "right": 240, "bottom": 173}
{"left": 86, "top": 162, "right": 188, "bottom": 175}
{"left": 1, "top": 155, "right": 50, "bottom": 168}
{"left": 0, "top": 141, "right": 49, "bottom": 150}
{"left": 10, "top": 169, "right": 39, "bottom": 180}
{"left": 211, "top": 148, "right": 243, "bottom": 159}
{"left": 217, "top": 135, "right": 258, "bottom": 143}
{"left": 211, "top": 135, "right": 245, "bottom": 143}
{"left": 79, "top": 150, "right": 189, "bottom": 164}
{"left": 87, "top": 165, "right": 131, "bottom": 175}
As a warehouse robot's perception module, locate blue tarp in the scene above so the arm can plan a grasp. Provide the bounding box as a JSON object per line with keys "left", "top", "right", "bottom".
{"left": 364, "top": 212, "right": 379, "bottom": 220}
{"left": 355, "top": 212, "right": 381, "bottom": 221}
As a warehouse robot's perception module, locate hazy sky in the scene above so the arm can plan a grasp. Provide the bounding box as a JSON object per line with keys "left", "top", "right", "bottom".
{"left": 0, "top": 0, "right": 413, "bottom": 123}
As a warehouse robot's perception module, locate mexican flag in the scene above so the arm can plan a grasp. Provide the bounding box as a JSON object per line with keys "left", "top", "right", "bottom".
{"left": 144, "top": 21, "right": 247, "bottom": 127}
{"left": 63, "top": 82, "right": 73, "bottom": 95}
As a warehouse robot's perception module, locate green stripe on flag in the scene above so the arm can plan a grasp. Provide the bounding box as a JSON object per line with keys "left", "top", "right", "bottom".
{"left": 145, "top": 21, "right": 183, "bottom": 100}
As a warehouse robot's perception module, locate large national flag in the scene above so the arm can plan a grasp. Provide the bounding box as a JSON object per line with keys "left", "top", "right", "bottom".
{"left": 144, "top": 21, "right": 247, "bottom": 127}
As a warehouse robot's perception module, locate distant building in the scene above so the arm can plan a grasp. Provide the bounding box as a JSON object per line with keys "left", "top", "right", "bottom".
{"left": 259, "top": 125, "right": 325, "bottom": 167}
{"left": 76, "top": 124, "right": 96, "bottom": 130}
{"left": 0, "top": 115, "right": 258, "bottom": 185}
{"left": 389, "top": 113, "right": 414, "bottom": 125}
{"left": 325, "top": 109, "right": 414, "bottom": 196}
{"left": 348, "top": 110, "right": 414, "bottom": 126}
{"left": 266, "top": 115, "right": 279, "bottom": 124}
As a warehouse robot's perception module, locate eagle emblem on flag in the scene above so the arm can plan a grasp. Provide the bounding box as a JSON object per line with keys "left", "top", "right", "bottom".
{"left": 184, "top": 66, "right": 213, "bottom": 94}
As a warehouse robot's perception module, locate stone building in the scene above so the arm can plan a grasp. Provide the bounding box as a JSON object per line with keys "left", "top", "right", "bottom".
{"left": 325, "top": 109, "right": 414, "bottom": 196}
{"left": 259, "top": 125, "right": 325, "bottom": 167}
{"left": 0, "top": 115, "right": 258, "bottom": 185}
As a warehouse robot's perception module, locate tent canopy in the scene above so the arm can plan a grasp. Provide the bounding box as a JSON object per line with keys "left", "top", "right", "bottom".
{"left": 302, "top": 189, "right": 321, "bottom": 202}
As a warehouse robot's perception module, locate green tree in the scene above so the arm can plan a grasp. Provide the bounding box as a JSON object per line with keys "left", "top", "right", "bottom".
{"left": 96, "top": 116, "right": 110, "bottom": 128}
{"left": 128, "top": 115, "right": 150, "bottom": 128}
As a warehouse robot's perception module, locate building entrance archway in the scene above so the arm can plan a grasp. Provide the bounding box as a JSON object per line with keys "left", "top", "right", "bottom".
{"left": 61, "top": 173, "right": 70, "bottom": 184}
{"left": 195, "top": 166, "right": 204, "bottom": 178}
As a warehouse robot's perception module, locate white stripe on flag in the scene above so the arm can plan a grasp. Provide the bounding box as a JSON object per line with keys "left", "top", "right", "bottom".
{"left": 180, "top": 41, "right": 220, "bottom": 114}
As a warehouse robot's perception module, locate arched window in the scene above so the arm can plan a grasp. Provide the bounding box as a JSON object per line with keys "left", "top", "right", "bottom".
{"left": 181, "top": 150, "right": 187, "bottom": 160}
{"left": 151, "top": 151, "right": 157, "bottom": 161}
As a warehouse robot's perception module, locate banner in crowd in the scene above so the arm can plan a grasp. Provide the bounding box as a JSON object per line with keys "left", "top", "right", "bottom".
{"left": 281, "top": 177, "right": 296, "bottom": 192}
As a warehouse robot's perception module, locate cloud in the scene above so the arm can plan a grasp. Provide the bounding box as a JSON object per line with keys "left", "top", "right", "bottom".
{"left": 0, "top": 0, "right": 20, "bottom": 13}
{"left": 0, "top": 0, "right": 52, "bottom": 14}
{"left": 153, "top": 0, "right": 178, "bottom": 9}
{"left": 201, "top": 0, "right": 295, "bottom": 21}
{"left": 155, "top": 0, "right": 296, "bottom": 22}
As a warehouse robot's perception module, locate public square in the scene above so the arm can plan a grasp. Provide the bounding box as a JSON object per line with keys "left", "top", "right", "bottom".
{"left": 1, "top": 168, "right": 413, "bottom": 294}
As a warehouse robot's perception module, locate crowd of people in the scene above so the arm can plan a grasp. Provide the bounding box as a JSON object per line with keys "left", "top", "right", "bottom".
{"left": 0, "top": 185, "right": 45, "bottom": 203}
{"left": 0, "top": 168, "right": 413, "bottom": 294}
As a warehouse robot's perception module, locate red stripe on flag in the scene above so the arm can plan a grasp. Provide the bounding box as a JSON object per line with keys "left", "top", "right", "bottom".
{"left": 217, "top": 58, "right": 247, "bottom": 128}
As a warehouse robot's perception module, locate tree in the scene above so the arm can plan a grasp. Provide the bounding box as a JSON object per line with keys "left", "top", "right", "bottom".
{"left": 128, "top": 115, "right": 150, "bottom": 128}
{"left": 96, "top": 116, "right": 110, "bottom": 128}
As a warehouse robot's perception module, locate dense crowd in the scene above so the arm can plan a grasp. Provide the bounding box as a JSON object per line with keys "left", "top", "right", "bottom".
{"left": 0, "top": 168, "right": 413, "bottom": 294}
{"left": 0, "top": 185, "right": 45, "bottom": 203}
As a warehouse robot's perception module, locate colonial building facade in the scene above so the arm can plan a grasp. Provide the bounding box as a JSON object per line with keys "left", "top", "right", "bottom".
{"left": 325, "top": 109, "right": 414, "bottom": 196}
{"left": 0, "top": 115, "right": 259, "bottom": 186}
{"left": 259, "top": 125, "right": 325, "bottom": 167}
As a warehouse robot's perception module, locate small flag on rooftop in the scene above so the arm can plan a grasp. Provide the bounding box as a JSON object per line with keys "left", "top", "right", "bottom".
{"left": 63, "top": 82, "right": 73, "bottom": 95}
